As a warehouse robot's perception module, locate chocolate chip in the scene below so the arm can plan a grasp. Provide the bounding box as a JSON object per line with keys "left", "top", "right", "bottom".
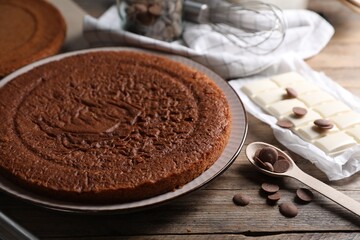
{"left": 296, "top": 188, "right": 314, "bottom": 203}
{"left": 314, "top": 119, "right": 333, "bottom": 130}
{"left": 254, "top": 148, "right": 262, "bottom": 158}
{"left": 279, "top": 202, "right": 298, "bottom": 218}
{"left": 254, "top": 156, "right": 268, "bottom": 169}
{"left": 263, "top": 162, "right": 274, "bottom": 172}
{"left": 273, "top": 159, "right": 291, "bottom": 173}
{"left": 258, "top": 147, "right": 278, "bottom": 165}
{"left": 267, "top": 192, "right": 281, "bottom": 202}
{"left": 233, "top": 193, "right": 251, "bottom": 206}
{"left": 276, "top": 119, "right": 294, "bottom": 129}
{"left": 261, "top": 182, "right": 279, "bottom": 194}
{"left": 286, "top": 87, "right": 298, "bottom": 98}
{"left": 292, "top": 107, "right": 307, "bottom": 117}
{"left": 278, "top": 155, "right": 287, "bottom": 161}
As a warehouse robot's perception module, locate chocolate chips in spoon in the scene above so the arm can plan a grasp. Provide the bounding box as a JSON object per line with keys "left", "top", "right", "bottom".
{"left": 254, "top": 146, "right": 291, "bottom": 173}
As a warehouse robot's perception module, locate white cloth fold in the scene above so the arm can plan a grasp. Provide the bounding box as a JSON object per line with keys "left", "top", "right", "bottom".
{"left": 83, "top": 6, "right": 334, "bottom": 79}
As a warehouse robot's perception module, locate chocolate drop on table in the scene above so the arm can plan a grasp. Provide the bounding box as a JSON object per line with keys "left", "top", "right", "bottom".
{"left": 261, "top": 182, "right": 279, "bottom": 193}
{"left": 296, "top": 188, "right": 314, "bottom": 203}
{"left": 279, "top": 202, "right": 298, "bottom": 218}
{"left": 233, "top": 193, "right": 251, "bottom": 206}
{"left": 267, "top": 192, "right": 281, "bottom": 201}
{"left": 258, "top": 147, "right": 278, "bottom": 164}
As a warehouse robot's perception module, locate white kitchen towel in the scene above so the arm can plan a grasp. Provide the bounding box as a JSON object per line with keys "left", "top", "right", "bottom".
{"left": 83, "top": 5, "right": 334, "bottom": 79}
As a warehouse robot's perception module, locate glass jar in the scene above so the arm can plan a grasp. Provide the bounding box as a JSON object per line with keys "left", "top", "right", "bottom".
{"left": 117, "top": 0, "right": 183, "bottom": 42}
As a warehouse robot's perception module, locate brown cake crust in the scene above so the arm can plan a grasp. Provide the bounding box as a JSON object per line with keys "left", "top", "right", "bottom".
{"left": 0, "top": 51, "right": 231, "bottom": 203}
{"left": 0, "top": 0, "right": 66, "bottom": 77}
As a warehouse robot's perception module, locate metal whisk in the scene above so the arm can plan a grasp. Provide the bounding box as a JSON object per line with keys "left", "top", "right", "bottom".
{"left": 184, "top": 0, "right": 286, "bottom": 55}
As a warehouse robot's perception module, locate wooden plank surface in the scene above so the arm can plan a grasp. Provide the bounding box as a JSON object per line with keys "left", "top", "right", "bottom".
{"left": 0, "top": 0, "right": 360, "bottom": 239}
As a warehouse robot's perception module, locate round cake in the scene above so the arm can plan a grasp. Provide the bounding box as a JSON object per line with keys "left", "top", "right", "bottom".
{"left": 0, "top": 51, "right": 231, "bottom": 203}
{"left": 0, "top": 0, "right": 66, "bottom": 77}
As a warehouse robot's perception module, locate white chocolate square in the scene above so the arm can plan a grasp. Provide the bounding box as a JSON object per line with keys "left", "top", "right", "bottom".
{"left": 331, "top": 111, "right": 360, "bottom": 130}
{"left": 346, "top": 125, "right": 360, "bottom": 142}
{"left": 241, "top": 80, "right": 279, "bottom": 97}
{"left": 297, "top": 91, "right": 335, "bottom": 107}
{"left": 284, "top": 109, "right": 322, "bottom": 128}
{"left": 253, "top": 88, "right": 286, "bottom": 108}
{"left": 289, "top": 82, "right": 319, "bottom": 95}
{"left": 313, "top": 101, "right": 351, "bottom": 118}
{"left": 295, "top": 123, "right": 338, "bottom": 141}
{"left": 314, "top": 132, "right": 357, "bottom": 154}
{"left": 267, "top": 99, "right": 306, "bottom": 118}
{"left": 271, "top": 72, "right": 307, "bottom": 86}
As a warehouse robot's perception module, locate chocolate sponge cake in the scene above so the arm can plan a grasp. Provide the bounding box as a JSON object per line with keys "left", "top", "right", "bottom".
{"left": 0, "top": 51, "right": 231, "bottom": 203}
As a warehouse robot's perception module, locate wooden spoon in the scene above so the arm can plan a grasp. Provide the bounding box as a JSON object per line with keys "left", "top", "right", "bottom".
{"left": 245, "top": 141, "right": 360, "bottom": 217}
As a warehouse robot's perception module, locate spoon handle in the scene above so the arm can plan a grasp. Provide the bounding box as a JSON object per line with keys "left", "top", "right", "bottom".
{"left": 294, "top": 169, "right": 360, "bottom": 217}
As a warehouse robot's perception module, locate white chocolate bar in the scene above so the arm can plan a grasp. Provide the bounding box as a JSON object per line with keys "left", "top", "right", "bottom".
{"left": 241, "top": 71, "right": 360, "bottom": 155}
{"left": 295, "top": 124, "right": 338, "bottom": 141}
{"left": 241, "top": 80, "right": 278, "bottom": 97}
{"left": 314, "top": 132, "right": 357, "bottom": 154}
{"left": 297, "top": 91, "right": 335, "bottom": 107}
{"left": 313, "top": 101, "right": 351, "bottom": 117}
{"left": 284, "top": 109, "right": 322, "bottom": 128}
{"left": 271, "top": 72, "right": 307, "bottom": 86}
{"left": 331, "top": 111, "right": 360, "bottom": 130}
{"left": 267, "top": 99, "right": 306, "bottom": 118}
{"left": 253, "top": 88, "right": 286, "bottom": 108}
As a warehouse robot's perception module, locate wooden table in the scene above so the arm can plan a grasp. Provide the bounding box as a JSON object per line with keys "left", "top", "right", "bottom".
{"left": 1, "top": 0, "right": 360, "bottom": 239}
